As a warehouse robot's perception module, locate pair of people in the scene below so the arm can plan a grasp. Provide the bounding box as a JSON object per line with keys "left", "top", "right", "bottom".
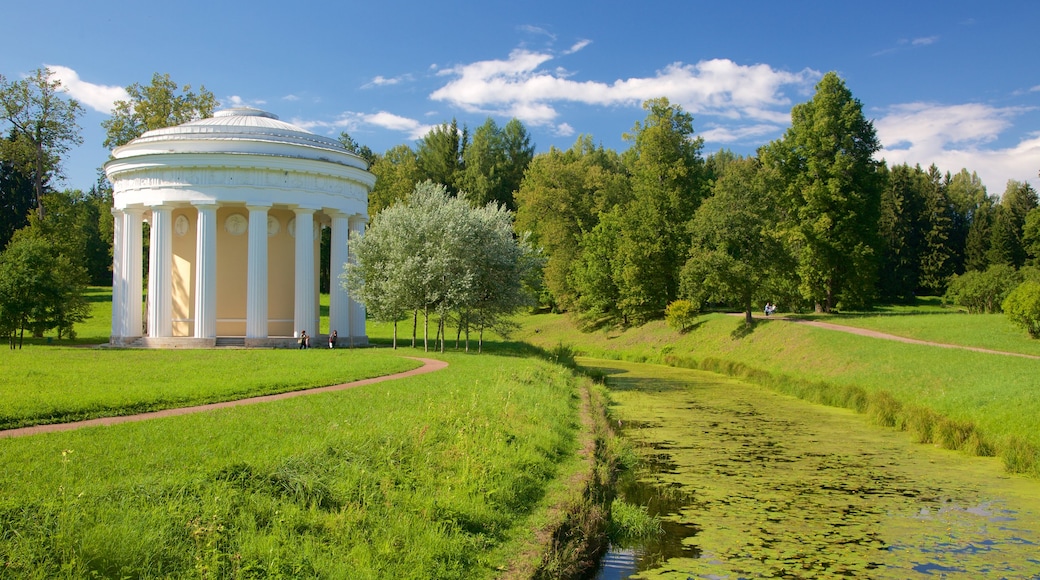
{"left": 764, "top": 302, "right": 777, "bottom": 316}
{"left": 299, "top": 330, "right": 338, "bottom": 349}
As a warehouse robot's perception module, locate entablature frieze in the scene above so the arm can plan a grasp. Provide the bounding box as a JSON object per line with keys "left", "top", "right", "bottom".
{"left": 111, "top": 166, "right": 369, "bottom": 198}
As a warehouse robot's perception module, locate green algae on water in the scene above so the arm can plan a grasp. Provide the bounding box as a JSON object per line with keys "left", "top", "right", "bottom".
{"left": 586, "top": 358, "right": 1040, "bottom": 579}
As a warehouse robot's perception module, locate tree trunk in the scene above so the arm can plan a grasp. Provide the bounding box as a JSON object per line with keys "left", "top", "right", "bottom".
{"left": 423, "top": 306, "right": 429, "bottom": 352}
{"left": 412, "top": 310, "right": 417, "bottom": 348}
{"left": 392, "top": 320, "right": 398, "bottom": 350}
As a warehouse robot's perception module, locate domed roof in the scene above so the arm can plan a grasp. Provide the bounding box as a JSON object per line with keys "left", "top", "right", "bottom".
{"left": 110, "top": 107, "right": 367, "bottom": 170}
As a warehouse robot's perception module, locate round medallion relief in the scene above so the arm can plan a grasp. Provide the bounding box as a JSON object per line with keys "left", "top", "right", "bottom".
{"left": 267, "top": 216, "right": 280, "bottom": 237}
{"left": 225, "top": 214, "right": 248, "bottom": 236}
{"left": 174, "top": 215, "right": 190, "bottom": 237}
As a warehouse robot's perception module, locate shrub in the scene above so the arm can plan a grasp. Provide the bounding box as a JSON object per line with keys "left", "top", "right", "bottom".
{"left": 943, "top": 264, "right": 1020, "bottom": 313}
{"left": 1002, "top": 281, "right": 1040, "bottom": 338}
{"left": 664, "top": 299, "right": 700, "bottom": 333}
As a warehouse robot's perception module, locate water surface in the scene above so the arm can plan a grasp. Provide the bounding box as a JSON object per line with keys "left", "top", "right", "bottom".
{"left": 583, "top": 357, "right": 1040, "bottom": 579}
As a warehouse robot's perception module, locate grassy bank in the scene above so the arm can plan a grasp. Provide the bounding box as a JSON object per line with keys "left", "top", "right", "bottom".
{"left": 515, "top": 311, "right": 1040, "bottom": 478}
{"left": 0, "top": 351, "right": 592, "bottom": 578}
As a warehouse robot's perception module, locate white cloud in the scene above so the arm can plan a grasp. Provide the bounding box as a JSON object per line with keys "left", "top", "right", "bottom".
{"left": 363, "top": 74, "right": 414, "bottom": 89}
{"left": 564, "top": 39, "right": 591, "bottom": 54}
{"left": 429, "top": 49, "right": 819, "bottom": 132}
{"left": 282, "top": 94, "right": 300, "bottom": 101}
{"left": 44, "top": 65, "right": 128, "bottom": 114}
{"left": 700, "top": 123, "right": 783, "bottom": 144}
{"left": 553, "top": 122, "right": 575, "bottom": 137}
{"left": 912, "top": 36, "right": 938, "bottom": 46}
{"left": 876, "top": 102, "right": 1040, "bottom": 193}
{"left": 225, "top": 95, "right": 266, "bottom": 108}
{"left": 293, "top": 110, "right": 434, "bottom": 140}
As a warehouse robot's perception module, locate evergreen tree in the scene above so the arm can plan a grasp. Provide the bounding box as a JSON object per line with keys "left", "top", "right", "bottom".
{"left": 917, "top": 165, "right": 957, "bottom": 294}
{"left": 416, "top": 119, "right": 467, "bottom": 195}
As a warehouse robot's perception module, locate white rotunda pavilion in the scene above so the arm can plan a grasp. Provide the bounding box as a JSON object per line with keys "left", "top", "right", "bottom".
{"left": 105, "top": 107, "right": 373, "bottom": 348}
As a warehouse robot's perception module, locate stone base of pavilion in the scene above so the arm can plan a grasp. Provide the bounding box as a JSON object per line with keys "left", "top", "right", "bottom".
{"left": 108, "top": 335, "right": 369, "bottom": 349}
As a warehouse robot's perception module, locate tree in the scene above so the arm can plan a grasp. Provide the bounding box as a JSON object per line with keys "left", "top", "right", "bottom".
{"left": 0, "top": 233, "right": 89, "bottom": 347}
{"left": 569, "top": 208, "right": 625, "bottom": 327}
{"left": 416, "top": 119, "right": 467, "bottom": 195}
{"left": 917, "top": 165, "right": 957, "bottom": 295}
{"left": 947, "top": 169, "right": 992, "bottom": 273}
{"left": 681, "top": 156, "right": 791, "bottom": 327}
{"left": 459, "top": 118, "right": 534, "bottom": 211}
{"left": 21, "top": 189, "right": 111, "bottom": 285}
{"left": 515, "top": 136, "right": 628, "bottom": 311}
{"left": 368, "top": 144, "right": 421, "bottom": 216}
{"left": 877, "top": 164, "right": 929, "bottom": 302}
{"left": 988, "top": 180, "right": 1038, "bottom": 268}
{"left": 101, "top": 72, "right": 217, "bottom": 149}
{"left": 761, "top": 72, "right": 883, "bottom": 312}
{"left": 0, "top": 133, "right": 35, "bottom": 250}
{"left": 337, "top": 131, "right": 376, "bottom": 166}
{"left": 345, "top": 181, "right": 536, "bottom": 352}
{"left": 0, "top": 68, "right": 83, "bottom": 220}
{"left": 615, "top": 97, "right": 707, "bottom": 324}
{"left": 1003, "top": 281, "right": 1040, "bottom": 338}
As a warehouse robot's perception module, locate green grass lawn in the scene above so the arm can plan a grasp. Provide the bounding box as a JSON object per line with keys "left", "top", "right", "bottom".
{"left": 0, "top": 349, "right": 587, "bottom": 578}
{"left": 0, "top": 288, "right": 599, "bottom": 577}
{"left": 0, "top": 348, "right": 419, "bottom": 430}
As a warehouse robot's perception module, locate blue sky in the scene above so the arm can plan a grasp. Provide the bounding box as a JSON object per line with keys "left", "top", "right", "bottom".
{"left": 3, "top": 0, "right": 1038, "bottom": 195}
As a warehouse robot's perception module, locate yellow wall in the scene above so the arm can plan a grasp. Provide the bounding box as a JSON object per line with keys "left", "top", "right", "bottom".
{"left": 268, "top": 209, "right": 295, "bottom": 337}
{"left": 171, "top": 208, "right": 196, "bottom": 337}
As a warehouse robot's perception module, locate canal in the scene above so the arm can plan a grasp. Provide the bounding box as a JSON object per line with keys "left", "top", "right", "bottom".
{"left": 582, "top": 358, "right": 1040, "bottom": 579}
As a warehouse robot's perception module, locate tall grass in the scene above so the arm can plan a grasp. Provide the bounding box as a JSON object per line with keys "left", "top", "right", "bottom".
{"left": 0, "top": 352, "right": 586, "bottom": 578}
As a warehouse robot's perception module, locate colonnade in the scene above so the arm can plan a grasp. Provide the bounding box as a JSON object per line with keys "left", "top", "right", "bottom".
{"left": 110, "top": 203, "right": 366, "bottom": 345}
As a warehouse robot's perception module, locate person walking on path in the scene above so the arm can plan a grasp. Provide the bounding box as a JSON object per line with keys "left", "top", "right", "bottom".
{"left": 298, "top": 330, "right": 309, "bottom": 349}
{"left": 329, "top": 330, "right": 338, "bottom": 349}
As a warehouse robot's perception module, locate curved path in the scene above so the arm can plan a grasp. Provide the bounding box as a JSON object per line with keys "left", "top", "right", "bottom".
{"left": 755, "top": 314, "right": 1040, "bottom": 360}
{"left": 0, "top": 357, "right": 448, "bottom": 439}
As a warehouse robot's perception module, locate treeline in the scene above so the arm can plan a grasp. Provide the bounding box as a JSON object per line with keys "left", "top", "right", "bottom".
{"left": 4, "top": 67, "right": 1039, "bottom": 344}
{"left": 367, "top": 72, "right": 1038, "bottom": 329}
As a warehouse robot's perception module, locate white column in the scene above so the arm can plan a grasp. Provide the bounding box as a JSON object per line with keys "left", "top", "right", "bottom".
{"left": 328, "top": 211, "right": 350, "bottom": 340}
{"left": 147, "top": 205, "right": 173, "bottom": 337}
{"left": 246, "top": 204, "right": 270, "bottom": 338}
{"left": 110, "top": 208, "right": 125, "bottom": 339}
{"left": 193, "top": 202, "right": 218, "bottom": 339}
{"left": 348, "top": 215, "right": 368, "bottom": 342}
{"left": 124, "top": 208, "right": 144, "bottom": 338}
{"left": 293, "top": 208, "right": 317, "bottom": 338}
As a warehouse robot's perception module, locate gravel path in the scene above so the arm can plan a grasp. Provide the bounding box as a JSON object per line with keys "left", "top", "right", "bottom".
{"left": 766, "top": 315, "right": 1040, "bottom": 360}
{"left": 0, "top": 356, "right": 448, "bottom": 439}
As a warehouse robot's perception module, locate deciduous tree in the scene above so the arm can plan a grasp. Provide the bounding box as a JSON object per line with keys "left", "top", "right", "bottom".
{"left": 615, "top": 97, "right": 707, "bottom": 323}
{"left": 101, "top": 72, "right": 217, "bottom": 149}
{"left": 0, "top": 68, "right": 83, "bottom": 220}
{"left": 761, "top": 72, "right": 883, "bottom": 312}
{"left": 681, "top": 157, "right": 792, "bottom": 327}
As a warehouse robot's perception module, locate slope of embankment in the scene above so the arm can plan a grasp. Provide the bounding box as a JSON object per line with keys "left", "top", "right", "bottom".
{"left": 515, "top": 312, "right": 1040, "bottom": 478}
